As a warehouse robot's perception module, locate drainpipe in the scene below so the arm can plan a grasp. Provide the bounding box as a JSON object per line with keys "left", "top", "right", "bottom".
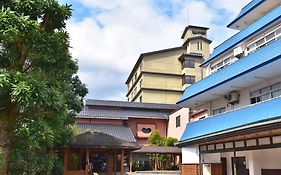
{"left": 165, "top": 115, "right": 168, "bottom": 137}
{"left": 233, "top": 145, "right": 237, "bottom": 175}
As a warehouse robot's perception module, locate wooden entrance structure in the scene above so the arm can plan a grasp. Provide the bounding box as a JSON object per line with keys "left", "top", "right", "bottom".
{"left": 64, "top": 131, "right": 140, "bottom": 175}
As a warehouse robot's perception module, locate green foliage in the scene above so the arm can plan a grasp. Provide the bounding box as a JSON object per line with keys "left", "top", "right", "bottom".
{"left": 0, "top": 0, "right": 88, "bottom": 174}
{"left": 162, "top": 137, "right": 178, "bottom": 147}
{"left": 0, "top": 154, "right": 2, "bottom": 170}
{"left": 147, "top": 130, "right": 179, "bottom": 171}
{"left": 148, "top": 130, "right": 178, "bottom": 146}
{"left": 148, "top": 130, "right": 162, "bottom": 146}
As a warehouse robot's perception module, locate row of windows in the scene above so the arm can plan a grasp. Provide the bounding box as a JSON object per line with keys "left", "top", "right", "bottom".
{"left": 129, "top": 63, "right": 143, "bottom": 89}
{"left": 211, "top": 82, "right": 281, "bottom": 116}
{"left": 209, "top": 26, "right": 281, "bottom": 76}
{"left": 132, "top": 79, "right": 143, "bottom": 97}
{"left": 210, "top": 55, "right": 238, "bottom": 74}
{"left": 250, "top": 82, "right": 281, "bottom": 104}
{"left": 246, "top": 26, "right": 281, "bottom": 55}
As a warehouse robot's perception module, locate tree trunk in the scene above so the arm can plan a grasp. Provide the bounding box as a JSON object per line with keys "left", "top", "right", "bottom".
{"left": 0, "top": 121, "right": 11, "bottom": 175}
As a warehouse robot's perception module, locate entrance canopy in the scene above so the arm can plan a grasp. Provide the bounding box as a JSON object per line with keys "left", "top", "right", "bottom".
{"left": 65, "top": 124, "right": 140, "bottom": 175}
{"left": 178, "top": 97, "right": 281, "bottom": 146}
{"left": 70, "top": 131, "right": 139, "bottom": 149}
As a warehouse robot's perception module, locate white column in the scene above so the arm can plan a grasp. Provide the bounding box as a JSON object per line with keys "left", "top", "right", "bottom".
{"left": 182, "top": 146, "right": 200, "bottom": 164}
{"left": 248, "top": 151, "right": 261, "bottom": 175}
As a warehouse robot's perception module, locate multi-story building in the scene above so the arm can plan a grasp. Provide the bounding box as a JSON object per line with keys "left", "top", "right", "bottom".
{"left": 126, "top": 25, "right": 211, "bottom": 104}
{"left": 177, "top": 1, "right": 281, "bottom": 175}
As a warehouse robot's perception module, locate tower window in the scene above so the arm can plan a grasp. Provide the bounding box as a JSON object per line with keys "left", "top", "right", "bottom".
{"left": 183, "top": 59, "right": 195, "bottom": 68}
{"left": 197, "top": 42, "right": 203, "bottom": 50}
{"left": 182, "top": 75, "right": 196, "bottom": 85}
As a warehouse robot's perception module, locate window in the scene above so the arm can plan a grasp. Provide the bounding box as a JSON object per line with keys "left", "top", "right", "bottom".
{"left": 139, "top": 79, "right": 143, "bottom": 88}
{"left": 183, "top": 59, "right": 195, "bottom": 68}
{"left": 212, "top": 107, "right": 226, "bottom": 115}
{"left": 176, "top": 116, "right": 181, "bottom": 127}
{"left": 182, "top": 75, "right": 195, "bottom": 85}
{"left": 133, "top": 87, "right": 137, "bottom": 96}
{"left": 140, "top": 63, "right": 143, "bottom": 70}
{"left": 250, "top": 82, "right": 281, "bottom": 104}
{"left": 199, "top": 116, "right": 206, "bottom": 120}
{"left": 142, "top": 128, "right": 152, "bottom": 134}
{"left": 266, "top": 32, "right": 275, "bottom": 41}
{"left": 197, "top": 42, "right": 203, "bottom": 50}
{"left": 134, "top": 73, "right": 137, "bottom": 80}
{"left": 139, "top": 96, "right": 142, "bottom": 102}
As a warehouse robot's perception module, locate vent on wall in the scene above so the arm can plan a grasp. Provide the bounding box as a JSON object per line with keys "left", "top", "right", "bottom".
{"left": 233, "top": 46, "right": 244, "bottom": 58}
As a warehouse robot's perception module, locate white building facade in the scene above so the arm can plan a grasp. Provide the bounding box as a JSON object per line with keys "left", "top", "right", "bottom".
{"left": 177, "top": 1, "right": 281, "bottom": 175}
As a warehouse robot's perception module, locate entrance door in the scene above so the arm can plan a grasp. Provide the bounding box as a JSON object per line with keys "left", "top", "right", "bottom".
{"left": 221, "top": 158, "right": 227, "bottom": 175}
{"left": 231, "top": 157, "right": 247, "bottom": 175}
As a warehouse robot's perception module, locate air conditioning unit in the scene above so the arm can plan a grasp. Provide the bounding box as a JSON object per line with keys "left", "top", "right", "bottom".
{"left": 225, "top": 91, "right": 239, "bottom": 104}
{"left": 233, "top": 46, "right": 244, "bottom": 58}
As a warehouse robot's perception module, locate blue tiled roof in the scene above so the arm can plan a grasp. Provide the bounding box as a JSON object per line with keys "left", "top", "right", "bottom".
{"left": 201, "top": 4, "right": 281, "bottom": 67}
{"left": 227, "top": 0, "right": 265, "bottom": 28}
{"left": 179, "top": 97, "right": 281, "bottom": 143}
{"left": 178, "top": 38, "right": 281, "bottom": 104}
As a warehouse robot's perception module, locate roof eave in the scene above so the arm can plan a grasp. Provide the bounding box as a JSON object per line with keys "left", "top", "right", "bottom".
{"left": 125, "top": 46, "right": 186, "bottom": 84}
{"left": 227, "top": 0, "right": 265, "bottom": 28}
{"left": 177, "top": 118, "right": 281, "bottom": 147}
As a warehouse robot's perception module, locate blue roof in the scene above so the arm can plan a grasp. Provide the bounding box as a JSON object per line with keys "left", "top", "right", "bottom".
{"left": 179, "top": 97, "right": 281, "bottom": 143}
{"left": 178, "top": 38, "right": 281, "bottom": 104}
{"left": 227, "top": 0, "right": 265, "bottom": 28}
{"left": 201, "top": 4, "right": 281, "bottom": 67}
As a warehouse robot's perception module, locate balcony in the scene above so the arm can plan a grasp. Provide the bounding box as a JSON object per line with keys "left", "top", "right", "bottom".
{"left": 201, "top": 4, "right": 281, "bottom": 67}
{"left": 178, "top": 97, "right": 281, "bottom": 145}
{"left": 177, "top": 38, "right": 281, "bottom": 108}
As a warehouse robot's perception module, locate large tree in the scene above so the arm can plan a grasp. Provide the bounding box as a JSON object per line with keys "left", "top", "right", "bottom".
{"left": 0, "top": 0, "right": 87, "bottom": 174}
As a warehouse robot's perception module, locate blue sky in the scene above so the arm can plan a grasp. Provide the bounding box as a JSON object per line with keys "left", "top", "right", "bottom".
{"left": 59, "top": 0, "right": 251, "bottom": 101}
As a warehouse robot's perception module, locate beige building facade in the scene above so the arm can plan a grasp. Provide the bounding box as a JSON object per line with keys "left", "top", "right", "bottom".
{"left": 126, "top": 25, "right": 211, "bottom": 104}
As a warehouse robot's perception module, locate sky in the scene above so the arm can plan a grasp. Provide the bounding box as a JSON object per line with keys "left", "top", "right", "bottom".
{"left": 59, "top": 0, "right": 252, "bottom": 101}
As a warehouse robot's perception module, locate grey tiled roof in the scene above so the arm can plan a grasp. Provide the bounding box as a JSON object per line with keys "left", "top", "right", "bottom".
{"left": 85, "top": 99, "right": 179, "bottom": 110}
{"left": 77, "top": 123, "right": 136, "bottom": 143}
{"left": 133, "top": 146, "right": 181, "bottom": 154}
{"left": 70, "top": 131, "right": 139, "bottom": 149}
{"left": 78, "top": 107, "right": 170, "bottom": 119}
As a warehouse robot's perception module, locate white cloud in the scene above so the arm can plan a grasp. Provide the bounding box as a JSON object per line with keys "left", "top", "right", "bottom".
{"left": 65, "top": 0, "right": 250, "bottom": 100}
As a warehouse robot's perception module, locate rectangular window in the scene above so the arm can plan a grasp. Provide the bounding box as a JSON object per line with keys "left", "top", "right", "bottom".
{"left": 250, "top": 81, "right": 281, "bottom": 104}
{"left": 183, "top": 59, "right": 195, "bottom": 68}
{"left": 256, "top": 38, "right": 265, "bottom": 46}
{"left": 182, "top": 75, "right": 195, "bottom": 85}
{"left": 197, "top": 42, "right": 203, "bottom": 50}
{"left": 199, "top": 116, "right": 206, "bottom": 120}
{"left": 176, "top": 116, "right": 181, "bottom": 127}
{"left": 266, "top": 32, "right": 275, "bottom": 41}
{"left": 140, "top": 79, "right": 143, "bottom": 88}
{"left": 212, "top": 107, "right": 226, "bottom": 115}
{"left": 140, "top": 63, "right": 143, "bottom": 70}
{"left": 139, "top": 96, "right": 142, "bottom": 102}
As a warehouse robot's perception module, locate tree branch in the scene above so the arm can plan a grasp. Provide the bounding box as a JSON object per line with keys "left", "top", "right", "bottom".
{"left": 41, "top": 11, "right": 50, "bottom": 29}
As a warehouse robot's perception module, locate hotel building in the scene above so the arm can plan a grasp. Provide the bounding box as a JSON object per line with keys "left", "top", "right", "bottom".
{"left": 177, "top": 0, "right": 281, "bottom": 175}
{"left": 126, "top": 25, "right": 211, "bottom": 104}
